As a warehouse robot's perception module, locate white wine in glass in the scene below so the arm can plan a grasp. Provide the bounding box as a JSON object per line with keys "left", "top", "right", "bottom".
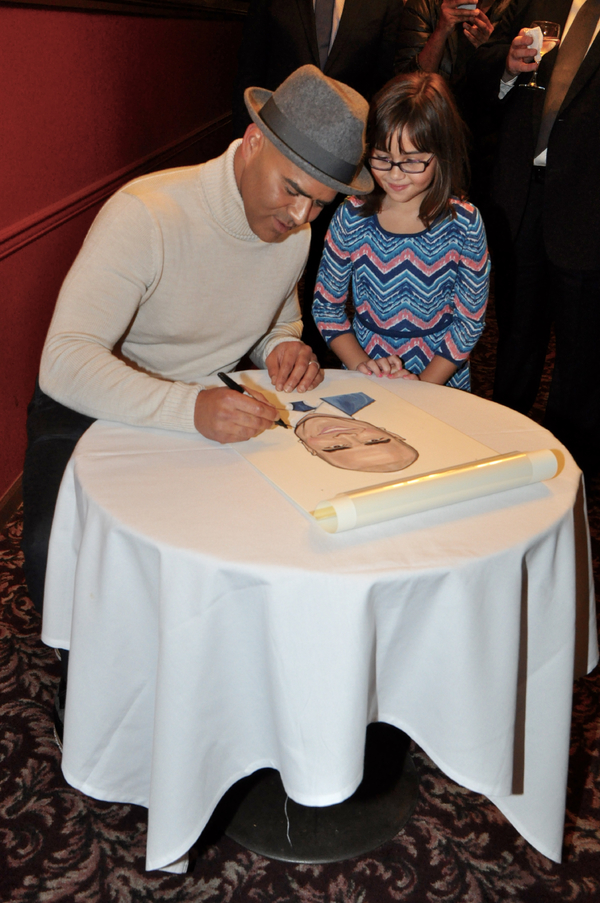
{"left": 524, "top": 21, "right": 561, "bottom": 89}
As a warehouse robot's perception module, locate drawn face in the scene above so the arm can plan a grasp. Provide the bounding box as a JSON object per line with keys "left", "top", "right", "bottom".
{"left": 295, "top": 414, "right": 418, "bottom": 472}
{"left": 237, "top": 126, "right": 337, "bottom": 242}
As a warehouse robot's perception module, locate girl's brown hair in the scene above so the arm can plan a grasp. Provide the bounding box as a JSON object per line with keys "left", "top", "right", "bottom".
{"left": 359, "top": 72, "right": 469, "bottom": 228}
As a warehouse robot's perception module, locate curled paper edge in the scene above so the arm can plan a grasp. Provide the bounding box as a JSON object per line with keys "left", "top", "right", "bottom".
{"left": 312, "top": 449, "right": 559, "bottom": 533}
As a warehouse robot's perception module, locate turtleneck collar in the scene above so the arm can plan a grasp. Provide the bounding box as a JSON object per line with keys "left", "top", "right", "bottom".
{"left": 198, "top": 139, "right": 260, "bottom": 242}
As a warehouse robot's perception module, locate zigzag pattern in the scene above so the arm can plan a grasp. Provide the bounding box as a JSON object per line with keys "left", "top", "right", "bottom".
{"left": 313, "top": 197, "right": 490, "bottom": 390}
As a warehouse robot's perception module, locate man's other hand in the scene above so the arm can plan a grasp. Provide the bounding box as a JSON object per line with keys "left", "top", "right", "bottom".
{"left": 194, "top": 386, "right": 278, "bottom": 443}
{"left": 504, "top": 30, "right": 539, "bottom": 80}
{"left": 266, "top": 341, "right": 324, "bottom": 393}
{"left": 437, "top": 0, "right": 478, "bottom": 37}
{"left": 463, "top": 10, "right": 494, "bottom": 49}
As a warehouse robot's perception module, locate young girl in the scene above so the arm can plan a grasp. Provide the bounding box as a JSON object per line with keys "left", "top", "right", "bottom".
{"left": 312, "top": 72, "right": 490, "bottom": 390}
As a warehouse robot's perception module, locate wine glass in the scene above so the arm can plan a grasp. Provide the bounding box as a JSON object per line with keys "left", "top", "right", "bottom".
{"left": 523, "top": 21, "right": 561, "bottom": 89}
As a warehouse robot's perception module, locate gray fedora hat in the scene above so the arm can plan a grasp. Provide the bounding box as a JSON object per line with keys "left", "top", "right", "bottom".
{"left": 244, "top": 65, "right": 373, "bottom": 196}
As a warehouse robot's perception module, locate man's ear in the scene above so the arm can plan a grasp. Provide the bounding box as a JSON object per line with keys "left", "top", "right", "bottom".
{"left": 241, "top": 124, "right": 264, "bottom": 162}
{"left": 298, "top": 439, "right": 318, "bottom": 456}
{"left": 378, "top": 429, "right": 408, "bottom": 442}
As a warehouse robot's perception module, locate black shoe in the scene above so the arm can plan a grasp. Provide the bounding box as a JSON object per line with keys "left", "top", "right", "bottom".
{"left": 53, "top": 678, "right": 66, "bottom": 751}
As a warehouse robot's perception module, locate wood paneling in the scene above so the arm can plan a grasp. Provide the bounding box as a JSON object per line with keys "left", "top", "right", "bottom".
{"left": 0, "top": 115, "right": 230, "bottom": 261}
{"left": 2, "top": 0, "right": 248, "bottom": 17}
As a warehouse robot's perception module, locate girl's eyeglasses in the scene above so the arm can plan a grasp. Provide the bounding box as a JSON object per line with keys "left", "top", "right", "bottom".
{"left": 369, "top": 156, "right": 435, "bottom": 174}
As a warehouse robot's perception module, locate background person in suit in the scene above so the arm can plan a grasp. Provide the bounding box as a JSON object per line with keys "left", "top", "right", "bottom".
{"left": 395, "top": 0, "right": 510, "bottom": 84}
{"left": 232, "top": 0, "right": 403, "bottom": 362}
{"left": 232, "top": 0, "right": 403, "bottom": 137}
{"left": 395, "top": 0, "right": 516, "bottom": 213}
{"left": 471, "top": 0, "right": 600, "bottom": 480}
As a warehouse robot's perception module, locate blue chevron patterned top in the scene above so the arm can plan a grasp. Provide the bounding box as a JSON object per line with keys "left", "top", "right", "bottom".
{"left": 313, "top": 197, "right": 490, "bottom": 390}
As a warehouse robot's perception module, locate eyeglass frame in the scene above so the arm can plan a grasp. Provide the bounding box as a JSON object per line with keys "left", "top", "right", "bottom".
{"left": 368, "top": 154, "right": 436, "bottom": 174}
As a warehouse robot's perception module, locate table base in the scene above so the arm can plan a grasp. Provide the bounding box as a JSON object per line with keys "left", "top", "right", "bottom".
{"left": 220, "top": 724, "right": 419, "bottom": 864}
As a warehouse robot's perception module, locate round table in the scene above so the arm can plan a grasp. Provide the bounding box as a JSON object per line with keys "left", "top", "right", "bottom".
{"left": 42, "top": 373, "right": 598, "bottom": 871}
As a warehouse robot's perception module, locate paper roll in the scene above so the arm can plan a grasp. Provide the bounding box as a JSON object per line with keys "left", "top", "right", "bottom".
{"left": 312, "top": 449, "right": 559, "bottom": 533}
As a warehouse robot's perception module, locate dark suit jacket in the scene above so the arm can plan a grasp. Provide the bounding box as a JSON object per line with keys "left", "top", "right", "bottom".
{"left": 232, "top": 0, "right": 402, "bottom": 136}
{"left": 396, "top": 0, "right": 514, "bottom": 86}
{"left": 472, "top": 0, "right": 600, "bottom": 269}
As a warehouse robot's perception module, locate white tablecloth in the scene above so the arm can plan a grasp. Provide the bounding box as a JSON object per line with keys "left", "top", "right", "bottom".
{"left": 42, "top": 374, "right": 598, "bottom": 871}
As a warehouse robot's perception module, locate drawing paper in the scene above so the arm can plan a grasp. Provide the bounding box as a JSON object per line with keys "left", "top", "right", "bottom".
{"left": 234, "top": 373, "right": 495, "bottom": 516}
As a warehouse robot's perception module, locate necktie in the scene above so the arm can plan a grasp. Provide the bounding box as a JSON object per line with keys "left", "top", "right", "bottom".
{"left": 534, "top": 0, "right": 600, "bottom": 156}
{"left": 315, "top": 0, "right": 335, "bottom": 70}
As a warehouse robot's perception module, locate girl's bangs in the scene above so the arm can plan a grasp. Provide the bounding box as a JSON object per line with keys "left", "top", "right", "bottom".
{"left": 401, "top": 113, "right": 437, "bottom": 154}
{"left": 378, "top": 106, "right": 435, "bottom": 155}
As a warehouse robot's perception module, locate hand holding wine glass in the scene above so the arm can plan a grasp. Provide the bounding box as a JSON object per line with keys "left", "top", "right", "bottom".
{"left": 523, "top": 21, "right": 561, "bottom": 89}
{"left": 503, "top": 21, "right": 561, "bottom": 85}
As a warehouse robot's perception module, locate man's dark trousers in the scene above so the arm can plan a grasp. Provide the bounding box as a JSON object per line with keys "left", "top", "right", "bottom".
{"left": 492, "top": 171, "right": 600, "bottom": 479}
{"left": 22, "top": 382, "right": 95, "bottom": 682}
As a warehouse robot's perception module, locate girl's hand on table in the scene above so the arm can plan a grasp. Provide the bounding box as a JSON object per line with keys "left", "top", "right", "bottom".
{"left": 356, "top": 355, "right": 417, "bottom": 379}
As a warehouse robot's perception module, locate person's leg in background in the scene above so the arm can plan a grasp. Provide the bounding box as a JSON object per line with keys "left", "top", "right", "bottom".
{"left": 545, "top": 264, "right": 600, "bottom": 482}
{"left": 493, "top": 175, "right": 553, "bottom": 415}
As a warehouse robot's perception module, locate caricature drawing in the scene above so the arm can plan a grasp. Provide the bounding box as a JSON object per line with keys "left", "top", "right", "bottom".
{"left": 287, "top": 393, "right": 419, "bottom": 473}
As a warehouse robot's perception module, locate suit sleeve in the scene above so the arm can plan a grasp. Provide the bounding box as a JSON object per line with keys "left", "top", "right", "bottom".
{"left": 375, "top": 0, "right": 405, "bottom": 87}
{"left": 231, "top": 0, "right": 272, "bottom": 138}
{"left": 468, "top": 0, "right": 531, "bottom": 101}
{"left": 395, "top": 0, "right": 437, "bottom": 73}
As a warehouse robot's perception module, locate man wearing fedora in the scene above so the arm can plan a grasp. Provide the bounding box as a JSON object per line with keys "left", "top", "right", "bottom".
{"left": 22, "top": 66, "right": 373, "bottom": 695}
{"left": 232, "top": 1, "right": 402, "bottom": 362}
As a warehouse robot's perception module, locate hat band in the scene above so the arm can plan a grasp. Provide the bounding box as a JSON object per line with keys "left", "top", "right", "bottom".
{"left": 260, "top": 97, "right": 358, "bottom": 185}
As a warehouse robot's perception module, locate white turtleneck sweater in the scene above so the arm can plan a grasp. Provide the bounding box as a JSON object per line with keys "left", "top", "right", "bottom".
{"left": 40, "top": 140, "right": 310, "bottom": 433}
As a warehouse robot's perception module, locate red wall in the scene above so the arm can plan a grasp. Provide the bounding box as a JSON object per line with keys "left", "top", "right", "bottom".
{"left": 0, "top": 5, "right": 243, "bottom": 497}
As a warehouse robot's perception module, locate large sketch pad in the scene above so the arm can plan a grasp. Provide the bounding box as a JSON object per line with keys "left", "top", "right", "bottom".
{"left": 235, "top": 373, "right": 494, "bottom": 516}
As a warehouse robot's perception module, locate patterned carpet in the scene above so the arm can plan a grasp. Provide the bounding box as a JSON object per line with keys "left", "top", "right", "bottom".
{"left": 1, "top": 298, "right": 600, "bottom": 902}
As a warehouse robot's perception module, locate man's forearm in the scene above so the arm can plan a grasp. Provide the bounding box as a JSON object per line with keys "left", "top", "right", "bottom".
{"left": 417, "top": 26, "right": 452, "bottom": 72}
{"left": 40, "top": 338, "right": 201, "bottom": 433}
{"left": 250, "top": 284, "right": 304, "bottom": 367}
{"left": 250, "top": 319, "right": 303, "bottom": 368}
